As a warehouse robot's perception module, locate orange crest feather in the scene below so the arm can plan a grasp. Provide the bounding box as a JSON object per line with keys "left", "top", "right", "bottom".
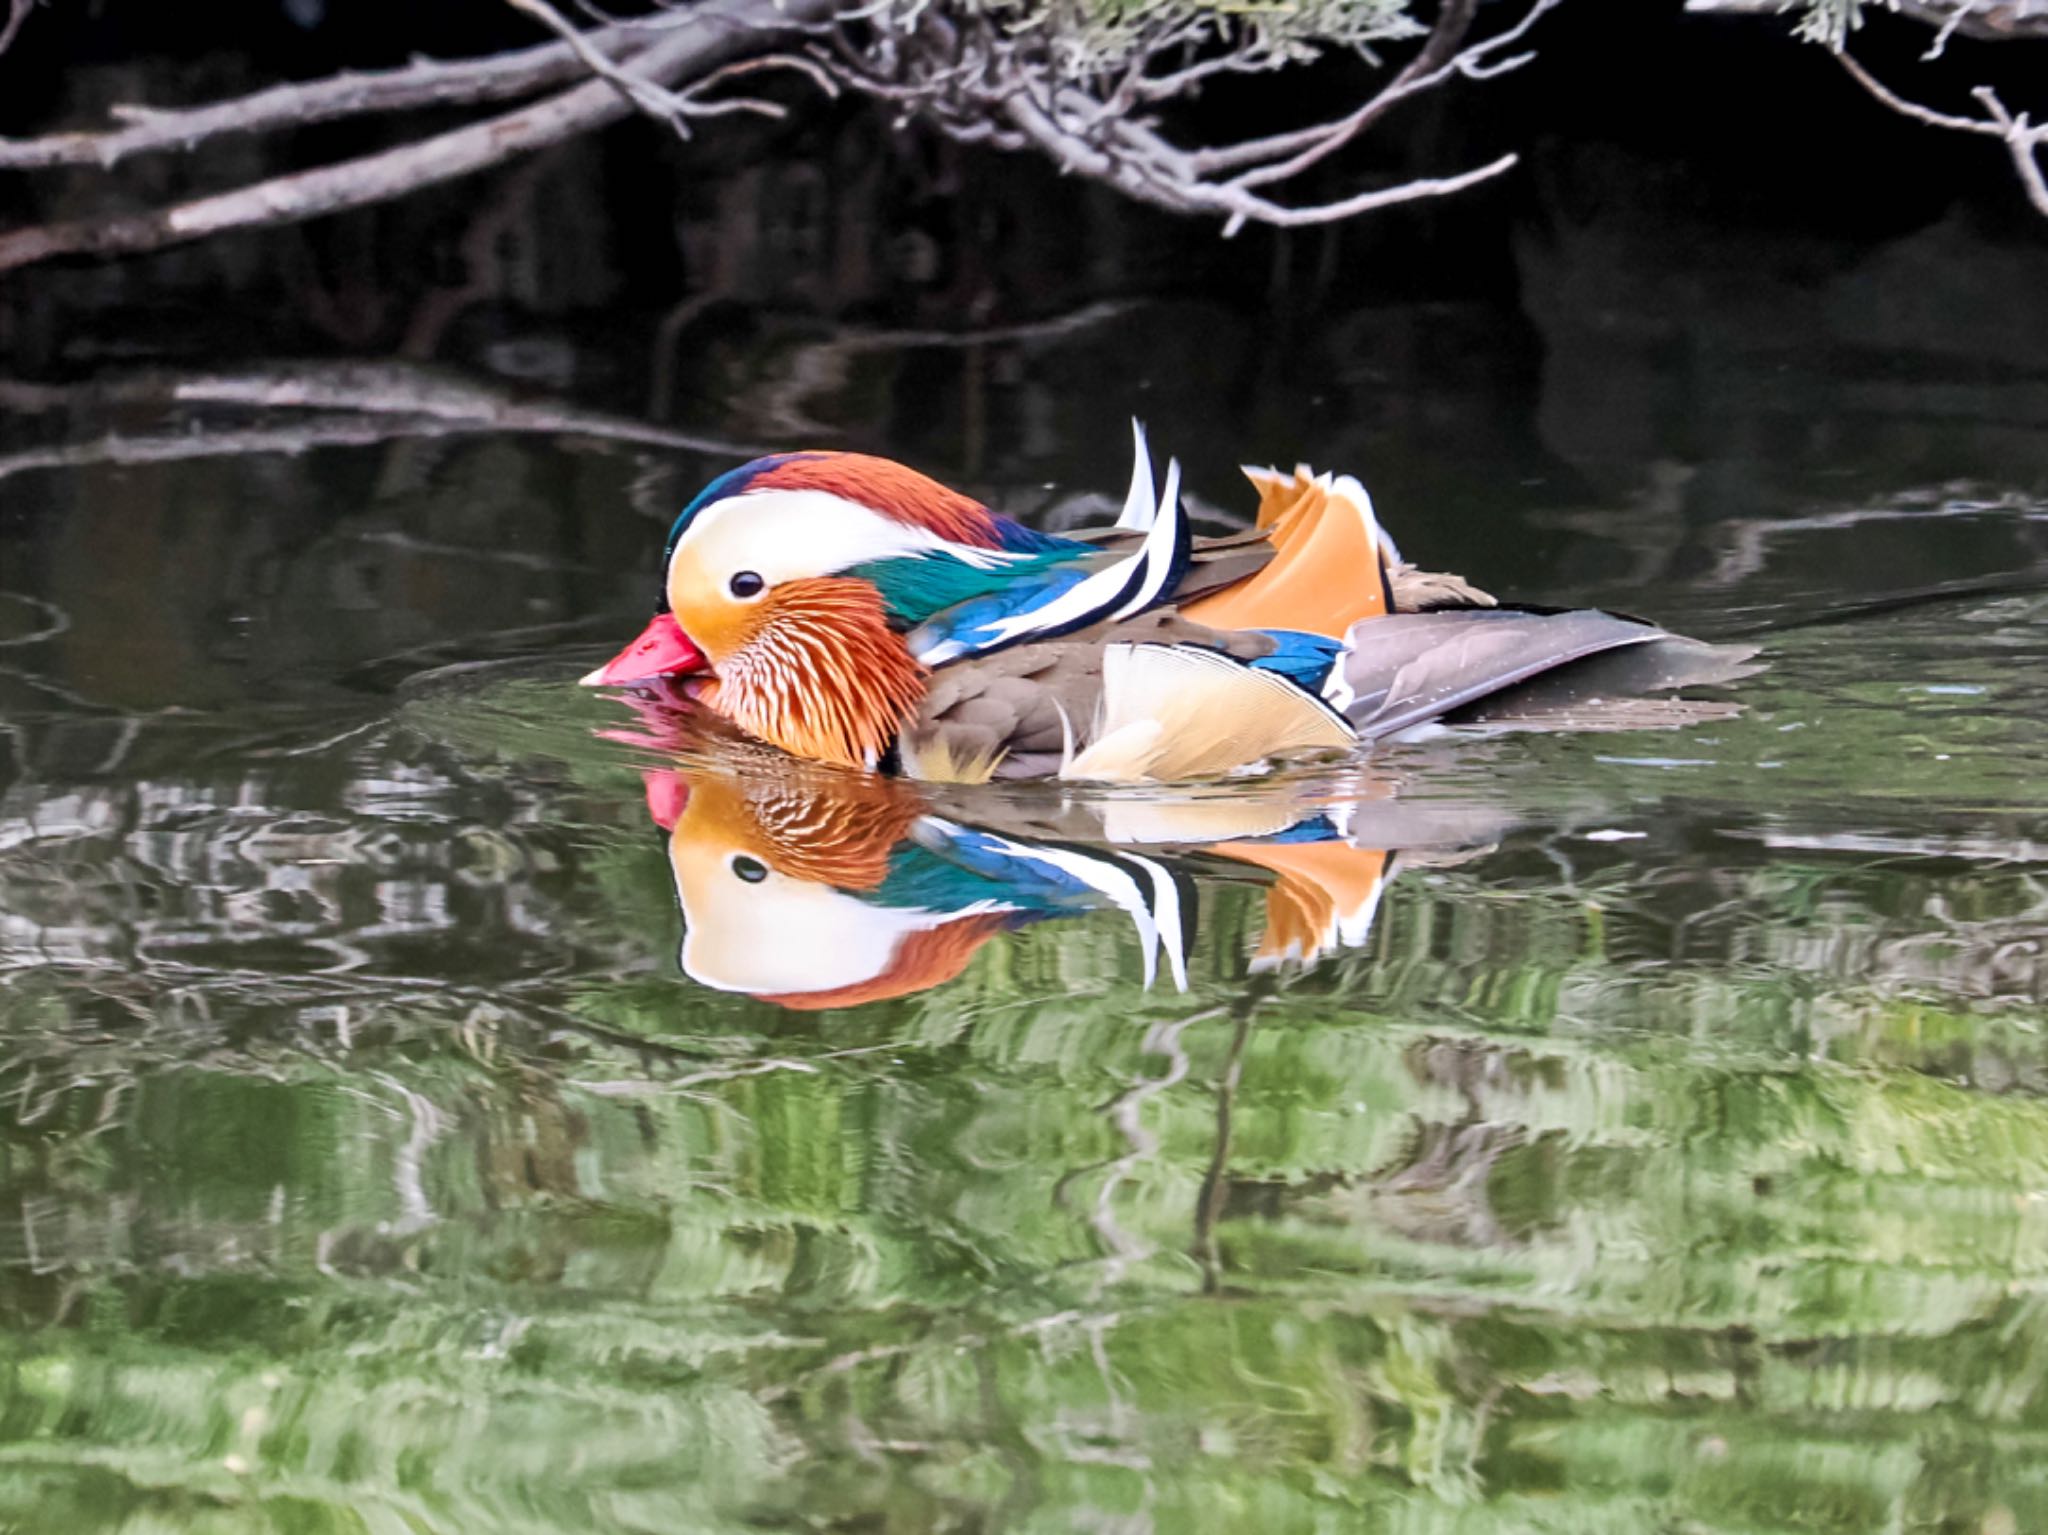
{"left": 756, "top": 455, "right": 1000, "bottom": 547}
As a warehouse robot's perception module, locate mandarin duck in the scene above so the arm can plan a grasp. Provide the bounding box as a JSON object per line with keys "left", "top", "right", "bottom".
{"left": 585, "top": 426, "right": 1748, "bottom": 782}
{"left": 644, "top": 759, "right": 1513, "bottom": 1007}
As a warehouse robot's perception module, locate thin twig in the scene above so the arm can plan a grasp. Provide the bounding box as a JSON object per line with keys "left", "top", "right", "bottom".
{"left": 1837, "top": 51, "right": 2048, "bottom": 217}
{"left": 1925, "top": 0, "right": 1980, "bottom": 58}
{"left": 0, "top": 0, "right": 32, "bottom": 59}
{"left": 1229, "top": 0, "right": 1479, "bottom": 191}
{"left": 0, "top": 22, "right": 663, "bottom": 170}
{"left": 503, "top": 0, "right": 693, "bottom": 128}
{"left": 1838, "top": 49, "right": 1997, "bottom": 134}
{"left": 1684, "top": 0, "right": 2048, "bottom": 42}
{"left": 1972, "top": 84, "right": 2048, "bottom": 214}
{"left": 1192, "top": 0, "right": 1558, "bottom": 178}
{"left": 818, "top": 0, "right": 1555, "bottom": 236}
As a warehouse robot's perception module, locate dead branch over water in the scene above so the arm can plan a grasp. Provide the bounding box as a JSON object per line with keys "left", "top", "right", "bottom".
{"left": 0, "top": 22, "right": 672, "bottom": 171}
{"left": 0, "top": 0, "right": 837, "bottom": 273}
{"left": 5, "top": 0, "right": 2034, "bottom": 274}
{"left": 804, "top": 0, "right": 1562, "bottom": 234}
{"left": 0, "top": 0, "right": 1565, "bottom": 274}
{"left": 1686, "top": 0, "right": 2048, "bottom": 46}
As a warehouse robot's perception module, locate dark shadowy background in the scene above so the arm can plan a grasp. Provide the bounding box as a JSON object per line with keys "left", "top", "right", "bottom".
{"left": 2, "top": 4, "right": 2043, "bottom": 456}
{"left": 3, "top": 2, "right": 2045, "bottom": 711}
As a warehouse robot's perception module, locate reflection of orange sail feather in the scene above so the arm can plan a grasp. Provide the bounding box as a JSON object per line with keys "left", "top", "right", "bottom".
{"left": 1182, "top": 468, "right": 1390, "bottom": 639}
{"left": 1212, "top": 841, "right": 1390, "bottom": 969}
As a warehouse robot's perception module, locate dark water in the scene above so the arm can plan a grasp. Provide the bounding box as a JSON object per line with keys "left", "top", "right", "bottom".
{"left": 4, "top": 271, "right": 2048, "bottom": 1534}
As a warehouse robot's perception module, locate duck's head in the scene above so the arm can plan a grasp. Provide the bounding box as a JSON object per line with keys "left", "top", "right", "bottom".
{"left": 584, "top": 451, "right": 1076, "bottom": 768}
{"left": 657, "top": 768, "right": 1010, "bottom": 1010}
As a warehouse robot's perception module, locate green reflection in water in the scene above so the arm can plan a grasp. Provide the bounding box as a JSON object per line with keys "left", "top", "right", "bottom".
{"left": 2, "top": 431, "right": 2046, "bottom": 1532}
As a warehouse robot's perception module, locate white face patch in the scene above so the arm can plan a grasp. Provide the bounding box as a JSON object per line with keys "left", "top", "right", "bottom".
{"left": 670, "top": 488, "right": 1021, "bottom": 600}
{"left": 676, "top": 861, "right": 1006, "bottom": 995}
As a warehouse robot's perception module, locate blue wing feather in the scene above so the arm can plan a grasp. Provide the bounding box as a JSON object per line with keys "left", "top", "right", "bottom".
{"left": 1247, "top": 630, "right": 1345, "bottom": 694}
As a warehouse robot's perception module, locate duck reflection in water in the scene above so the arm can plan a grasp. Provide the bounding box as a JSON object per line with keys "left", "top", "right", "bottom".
{"left": 639, "top": 756, "right": 1509, "bottom": 1009}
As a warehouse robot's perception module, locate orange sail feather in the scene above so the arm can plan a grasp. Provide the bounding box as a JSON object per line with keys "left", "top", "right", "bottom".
{"left": 1182, "top": 468, "right": 1392, "bottom": 639}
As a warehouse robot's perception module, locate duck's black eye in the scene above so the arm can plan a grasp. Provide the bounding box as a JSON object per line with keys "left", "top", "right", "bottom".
{"left": 731, "top": 855, "right": 769, "bottom": 884}
{"left": 729, "top": 571, "right": 765, "bottom": 599}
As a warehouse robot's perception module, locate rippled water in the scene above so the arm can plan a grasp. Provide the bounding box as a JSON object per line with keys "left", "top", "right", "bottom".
{"left": 4, "top": 316, "right": 2048, "bottom": 1532}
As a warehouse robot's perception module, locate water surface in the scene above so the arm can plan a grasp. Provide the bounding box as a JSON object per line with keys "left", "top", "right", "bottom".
{"left": 3, "top": 320, "right": 2047, "bottom": 1532}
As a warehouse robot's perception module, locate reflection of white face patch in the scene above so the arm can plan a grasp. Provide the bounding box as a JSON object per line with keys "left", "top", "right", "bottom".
{"left": 675, "top": 856, "right": 1005, "bottom": 996}
{"left": 672, "top": 490, "right": 1020, "bottom": 595}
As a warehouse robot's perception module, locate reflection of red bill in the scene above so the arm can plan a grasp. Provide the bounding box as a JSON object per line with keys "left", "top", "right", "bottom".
{"left": 595, "top": 684, "right": 702, "bottom": 756}
{"left": 644, "top": 770, "right": 688, "bottom": 831}
{"left": 580, "top": 614, "right": 706, "bottom": 687}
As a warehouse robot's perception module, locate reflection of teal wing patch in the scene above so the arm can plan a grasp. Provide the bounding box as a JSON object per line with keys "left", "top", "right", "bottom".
{"left": 902, "top": 822, "right": 1109, "bottom": 912}
{"left": 866, "top": 840, "right": 1026, "bottom": 916}
{"left": 907, "top": 818, "right": 1191, "bottom": 991}
{"left": 1246, "top": 812, "right": 1341, "bottom": 845}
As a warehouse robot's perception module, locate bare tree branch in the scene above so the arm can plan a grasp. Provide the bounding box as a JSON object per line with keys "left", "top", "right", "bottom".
{"left": 0, "top": 0, "right": 33, "bottom": 61}
{"left": 504, "top": 0, "right": 843, "bottom": 133}
{"left": 1837, "top": 52, "right": 2048, "bottom": 217}
{"left": 0, "top": 21, "right": 668, "bottom": 170}
{"left": 0, "top": 0, "right": 834, "bottom": 274}
{"left": 1227, "top": 0, "right": 1559, "bottom": 190}
{"left": 1685, "top": 0, "right": 2047, "bottom": 218}
{"left": 1004, "top": 83, "right": 1520, "bottom": 233}
{"left": 816, "top": 0, "right": 1559, "bottom": 236}
{"left": 0, "top": 0, "right": 1561, "bottom": 274}
{"left": 1217, "top": 0, "right": 1480, "bottom": 187}
{"left": 1839, "top": 49, "right": 1994, "bottom": 133}
{"left": 502, "top": 0, "right": 695, "bottom": 129}
{"left": 1685, "top": 0, "right": 2048, "bottom": 44}
{"left": 1974, "top": 83, "right": 2048, "bottom": 214}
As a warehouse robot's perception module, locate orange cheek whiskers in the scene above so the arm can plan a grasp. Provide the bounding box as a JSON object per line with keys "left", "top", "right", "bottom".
{"left": 707, "top": 578, "right": 928, "bottom": 769}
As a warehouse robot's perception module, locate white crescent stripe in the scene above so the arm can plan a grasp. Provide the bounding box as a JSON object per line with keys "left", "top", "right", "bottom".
{"left": 1116, "top": 419, "right": 1157, "bottom": 532}
{"left": 910, "top": 453, "right": 1189, "bottom": 665}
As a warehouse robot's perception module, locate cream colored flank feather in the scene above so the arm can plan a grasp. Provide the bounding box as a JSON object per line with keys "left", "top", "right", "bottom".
{"left": 898, "top": 734, "right": 1008, "bottom": 785}
{"left": 1063, "top": 643, "right": 1355, "bottom": 783}
{"left": 1096, "top": 795, "right": 1312, "bottom": 845}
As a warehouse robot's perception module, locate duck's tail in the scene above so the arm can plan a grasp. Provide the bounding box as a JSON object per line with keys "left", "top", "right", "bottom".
{"left": 1181, "top": 466, "right": 1399, "bottom": 640}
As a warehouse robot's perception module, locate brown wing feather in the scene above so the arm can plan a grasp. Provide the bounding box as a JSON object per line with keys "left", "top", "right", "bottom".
{"left": 1079, "top": 526, "right": 1276, "bottom": 606}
